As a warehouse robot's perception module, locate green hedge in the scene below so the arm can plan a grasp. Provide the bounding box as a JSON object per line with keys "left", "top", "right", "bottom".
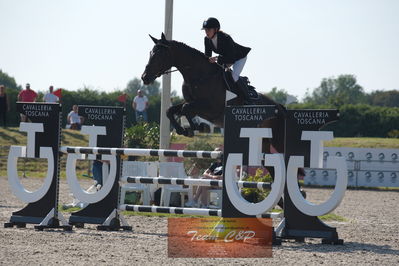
{"left": 289, "top": 103, "right": 399, "bottom": 137}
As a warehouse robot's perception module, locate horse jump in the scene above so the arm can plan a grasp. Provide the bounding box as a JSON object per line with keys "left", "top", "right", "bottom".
{"left": 5, "top": 102, "right": 346, "bottom": 244}
{"left": 64, "top": 146, "right": 279, "bottom": 220}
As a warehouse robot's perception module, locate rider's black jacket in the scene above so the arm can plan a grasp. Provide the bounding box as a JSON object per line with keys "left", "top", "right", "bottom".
{"left": 204, "top": 31, "right": 251, "bottom": 65}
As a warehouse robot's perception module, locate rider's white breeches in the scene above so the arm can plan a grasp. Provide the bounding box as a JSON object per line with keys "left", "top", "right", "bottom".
{"left": 232, "top": 56, "right": 247, "bottom": 82}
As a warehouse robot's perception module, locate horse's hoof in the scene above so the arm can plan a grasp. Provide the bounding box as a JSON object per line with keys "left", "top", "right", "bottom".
{"left": 186, "top": 129, "right": 194, "bottom": 137}
{"left": 182, "top": 129, "right": 194, "bottom": 137}
{"left": 175, "top": 128, "right": 185, "bottom": 135}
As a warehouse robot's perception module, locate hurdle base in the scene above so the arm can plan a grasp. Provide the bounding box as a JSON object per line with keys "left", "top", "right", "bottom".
{"left": 34, "top": 209, "right": 73, "bottom": 231}
{"left": 96, "top": 217, "right": 132, "bottom": 231}
{"left": 280, "top": 229, "right": 343, "bottom": 244}
{"left": 4, "top": 221, "right": 27, "bottom": 228}
{"left": 34, "top": 219, "right": 73, "bottom": 232}
{"left": 321, "top": 238, "right": 344, "bottom": 245}
{"left": 4, "top": 219, "right": 72, "bottom": 231}
{"left": 97, "top": 221, "right": 132, "bottom": 231}
{"left": 4, "top": 211, "right": 72, "bottom": 231}
{"left": 96, "top": 209, "right": 132, "bottom": 231}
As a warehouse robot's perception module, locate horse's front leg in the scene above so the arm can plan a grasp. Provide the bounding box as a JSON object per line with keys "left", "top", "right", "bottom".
{"left": 166, "top": 103, "right": 186, "bottom": 136}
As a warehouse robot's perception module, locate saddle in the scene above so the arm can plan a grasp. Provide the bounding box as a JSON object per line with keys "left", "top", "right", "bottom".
{"left": 222, "top": 69, "right": 259, "bottom": 103}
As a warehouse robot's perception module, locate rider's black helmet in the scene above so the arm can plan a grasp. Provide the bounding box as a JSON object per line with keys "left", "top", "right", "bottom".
{"left": 202, "top": 17, "right": 220, "bottom": 30}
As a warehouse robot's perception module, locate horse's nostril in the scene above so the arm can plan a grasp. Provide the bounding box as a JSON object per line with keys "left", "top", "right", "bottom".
{"left": 141, "top": 73, "right": 151, "bottom": 85}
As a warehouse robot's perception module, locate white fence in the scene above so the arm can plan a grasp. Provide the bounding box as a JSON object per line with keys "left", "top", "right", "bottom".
{"left": 304, "top": 147, "right": 399, "bottom": 188}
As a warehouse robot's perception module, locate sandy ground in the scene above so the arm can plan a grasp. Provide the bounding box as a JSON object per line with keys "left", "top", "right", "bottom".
{"left": 1, "top": 176, "right": 399, "bottom": 265}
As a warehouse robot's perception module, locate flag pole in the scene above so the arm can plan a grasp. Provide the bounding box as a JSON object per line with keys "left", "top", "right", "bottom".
{"left": 159, "top": 0, "right": 173, "bottom": 160}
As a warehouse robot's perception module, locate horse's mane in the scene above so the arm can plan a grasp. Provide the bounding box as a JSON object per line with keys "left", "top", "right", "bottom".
{"left": 170, "top": 40, "right": 209, "bottom": 62}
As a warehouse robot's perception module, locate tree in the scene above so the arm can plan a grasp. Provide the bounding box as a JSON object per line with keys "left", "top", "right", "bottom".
{"left": 0, "top": 70, "right": 22, "bottom": 125}
{"left": 367, "top": 90, "right": 399, "bottom": 107}
{"left": 266, "top": 87, "right": 288, "bottom": 105}
{"left": 0, "top": 69, "right": 21, "bottom": 91}
{"left": 304, "top": 74, "right": 366, "bottom": 106}
{"left": 124, "top": 77, "right": 161, "bottom": 97}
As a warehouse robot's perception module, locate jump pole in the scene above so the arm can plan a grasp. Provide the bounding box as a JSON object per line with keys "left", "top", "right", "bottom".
{"left": 120, "top": 176, "right": 272, "bottom": 190}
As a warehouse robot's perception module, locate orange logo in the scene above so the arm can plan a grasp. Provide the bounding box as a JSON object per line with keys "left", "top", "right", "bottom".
{"left": 168, "top": 217, "right": 272, "bottom": 258}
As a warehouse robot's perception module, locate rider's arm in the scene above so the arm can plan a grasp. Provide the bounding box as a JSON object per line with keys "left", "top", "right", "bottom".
{"left": 204, "top": 37, "right": 212, "bottom": 57}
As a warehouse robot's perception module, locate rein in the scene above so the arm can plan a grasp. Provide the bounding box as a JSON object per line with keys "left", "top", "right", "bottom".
{"left": 156, "top": 67, "right": 188, "bottom": 77}
{"left": 159, "top": 68, "right": 180, "bottom": 76}
{"left": 156, "top": 62, "right": 226, "bottom": 79}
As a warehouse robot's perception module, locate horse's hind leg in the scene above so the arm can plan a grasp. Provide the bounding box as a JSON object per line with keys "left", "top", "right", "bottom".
{"left": 166, "top": 103, "right": 186, "bottom": 135}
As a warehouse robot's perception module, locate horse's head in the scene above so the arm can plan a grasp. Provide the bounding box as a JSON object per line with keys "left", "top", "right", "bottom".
{"left": 141, "top": 33, "right": 173, "bottom": 85}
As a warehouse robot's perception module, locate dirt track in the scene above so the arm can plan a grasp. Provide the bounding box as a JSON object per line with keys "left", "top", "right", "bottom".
{"left": 1, "top": 176, "right": 399, "bottom": 265}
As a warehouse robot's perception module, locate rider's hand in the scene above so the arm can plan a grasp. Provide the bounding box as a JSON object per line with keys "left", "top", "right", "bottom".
{"left": 209, "top": 56, "right": 218, "bottom": 63}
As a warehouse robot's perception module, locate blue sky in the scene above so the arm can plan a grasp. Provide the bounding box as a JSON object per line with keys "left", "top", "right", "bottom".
{"left": 1, "top": 0, "right": 398, "bottom": 100}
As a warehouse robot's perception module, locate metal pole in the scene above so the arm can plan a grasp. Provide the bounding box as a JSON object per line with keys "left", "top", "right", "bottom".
{"left": 159, "top": 0, "right": 173, "bottom": 161}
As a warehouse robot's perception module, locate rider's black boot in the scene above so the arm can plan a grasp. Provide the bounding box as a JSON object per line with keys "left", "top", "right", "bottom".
{"left": 235, "top": 78, "right": 251, "bottom": 104}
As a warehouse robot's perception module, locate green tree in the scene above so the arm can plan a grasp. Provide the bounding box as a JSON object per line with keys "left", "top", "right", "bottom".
{"left": 125, "top": 77, "right": 161, "bottom": 97}
{"left": 304, "top": 74, "right": 366, "bottom": 106}
{"left": 0, "top": 69, "right": 21, "bottom": 90}
{"left": 0, "top": 70, "right": 23, "bottom": 126}
{"left": 266, "top": 87, "right": 288, "bottom": 104}
{"left": 367, "top": 90, "right": 399, "bottom": 107}
{"left": 124, "top": 122, "right": 160, "bottom": 149}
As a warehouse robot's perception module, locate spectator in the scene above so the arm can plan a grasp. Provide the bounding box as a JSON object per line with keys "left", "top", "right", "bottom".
{"left": 18, "top": 83, "right": 37, "bottom": 122}
{"left": 185, "top": 147, "right": 223, "bottom": 208}
{"left": 43, "top": 85, "right": 59, "bottom": 103}
{"left": 67, "top": 105, "right": 83, "bottom": 130}
{"left": 92, "top": 160, "right": 103, "bottom": 187}
{"left": 132, "top": 89, "right": 149, "bottom": 122}
{"left": 91, "top": 159, "right": 110, "bottom": 188}
{"left": 0, "top": 85, "right": 10, "bottom": 128}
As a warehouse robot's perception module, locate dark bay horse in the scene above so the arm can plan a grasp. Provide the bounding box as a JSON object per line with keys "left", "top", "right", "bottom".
{"left": 141, "top": 33, "right": 286, "bottom": 154}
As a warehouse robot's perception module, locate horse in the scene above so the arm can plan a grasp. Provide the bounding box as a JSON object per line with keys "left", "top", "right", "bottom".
{"left": 141, "top": 33, "right": 286, "bottom": 155}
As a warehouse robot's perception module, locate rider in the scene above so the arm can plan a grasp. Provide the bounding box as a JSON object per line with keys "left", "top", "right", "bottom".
{"left": 202, "top": 17, "right": 252, "bottom": 103}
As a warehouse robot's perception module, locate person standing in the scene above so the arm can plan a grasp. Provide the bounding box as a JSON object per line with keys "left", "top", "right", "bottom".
{"left": 67, "top": 105, "right": 82, "bottom": 130}
{"left": 43, "top": 85, "right": 59, "bottom": 103}
{"left": 18, "top": 83, "right": 37, "bottom": 122}
{"left": 132, "top": 89, "right": 149, "bottom": 122}
{"left": 0, "top": 85, "right": 10, "bottom": 128}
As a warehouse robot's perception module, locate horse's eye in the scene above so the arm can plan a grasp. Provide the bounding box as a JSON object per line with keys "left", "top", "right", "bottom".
{"left": 150, "top": 50, "right": 154, "bottom": 57}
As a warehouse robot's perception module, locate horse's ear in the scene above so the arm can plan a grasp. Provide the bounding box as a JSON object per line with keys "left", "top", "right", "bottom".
{"left": 159, "top": 33, "right": 170, "bottom": 47}
{"left": 149, "top": 34, "right": 159, "bottom": 44}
